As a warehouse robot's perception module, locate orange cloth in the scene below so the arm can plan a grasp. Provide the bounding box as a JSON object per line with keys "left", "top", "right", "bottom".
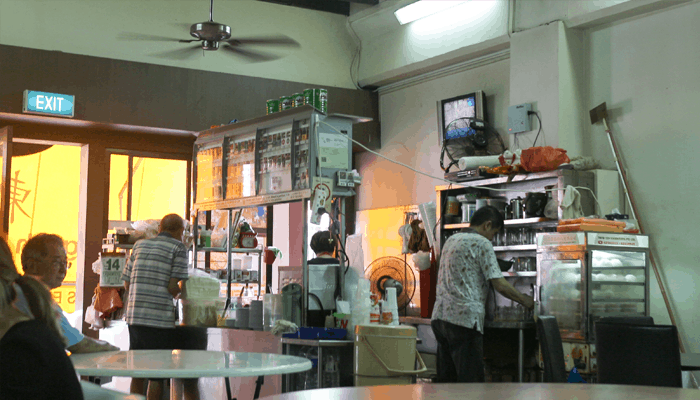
{"left": 93, "top": 286, "right": 123, "bottom": 318}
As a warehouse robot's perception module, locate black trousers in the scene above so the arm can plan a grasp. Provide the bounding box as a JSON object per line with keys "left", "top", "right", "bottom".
{"left": 431, "top": 319, "right": 485, "bottom": 383}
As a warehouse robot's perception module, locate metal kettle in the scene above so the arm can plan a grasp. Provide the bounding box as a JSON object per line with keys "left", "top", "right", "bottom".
{"left": 508, "top": 197, "right": 525, "bottom": 219}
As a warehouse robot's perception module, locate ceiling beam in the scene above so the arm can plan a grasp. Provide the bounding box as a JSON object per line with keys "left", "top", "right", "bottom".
{"left": 258, "top": 0, "right": 351, "bottom": 16}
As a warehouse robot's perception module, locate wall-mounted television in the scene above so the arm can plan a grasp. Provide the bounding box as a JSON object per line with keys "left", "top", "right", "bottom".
{"left": 437, "top": 90, "right": 487, "bottom": 143}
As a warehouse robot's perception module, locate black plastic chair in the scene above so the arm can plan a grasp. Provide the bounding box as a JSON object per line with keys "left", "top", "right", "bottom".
{"left": 596, "top": 316, "right": 654, "bottom": 326}
{"left": 595, "top": 322, "right": 682, "bottom": 387}
{"left": 593, "top": 316, "right": 655, "bottom": 342}
{"left": 536, "top": 316, "right": 567, "bottom": 383}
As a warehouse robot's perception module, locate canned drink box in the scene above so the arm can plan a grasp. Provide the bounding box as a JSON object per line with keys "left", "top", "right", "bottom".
{"left": 280, "top": 96, "right": 293, "bottom": 111}
{"left": 315, "top": 88, "right": 328, "bottom": 113}
{"left": 266, "top": 99, "right": 279, "bottom": 115}
{"left": 292, "top": 93, "right": 304, "bottom": 107}
{"left": 303, "top": 89, "right": 314, "bottom": 107}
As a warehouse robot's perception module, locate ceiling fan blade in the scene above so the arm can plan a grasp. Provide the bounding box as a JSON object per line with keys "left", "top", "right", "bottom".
{"left": 150, "top": 44, "right": 202, "bottom": 60}
{"left": 117, "top": 32, "right": 186, "bottom": 42}
{"left": 225, "top": 35, "right": 300, "bottom": 48}
{"left": 222, "top": 44, "right": 280, "bottom": 63}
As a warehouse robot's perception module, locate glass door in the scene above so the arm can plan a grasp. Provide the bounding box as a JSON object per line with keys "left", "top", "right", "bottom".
{"left": 588, "top": 249, "right": 647, "bottom": 324}
{"left": 537, "top": 257, "right": 586, "bottom": 341}
{"left": 0, "top": 126, "right": 13, "bottom": 239}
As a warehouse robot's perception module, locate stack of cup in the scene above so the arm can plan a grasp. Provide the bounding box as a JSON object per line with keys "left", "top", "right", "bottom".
{"left": 349, "top": 279, "right": 371, "bottom": 339}
{"left": 384, "top": 287, "right": 400, "bottom": 326}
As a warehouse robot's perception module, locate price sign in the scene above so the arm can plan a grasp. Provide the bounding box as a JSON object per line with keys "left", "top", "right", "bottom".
{"left": 99, "top": 253, "right": 127, "bottom": 287}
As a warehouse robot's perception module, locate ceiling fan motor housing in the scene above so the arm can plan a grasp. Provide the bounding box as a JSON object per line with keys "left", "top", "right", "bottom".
{"left": 190, "top": 21, "right": 232, "bottom": 42}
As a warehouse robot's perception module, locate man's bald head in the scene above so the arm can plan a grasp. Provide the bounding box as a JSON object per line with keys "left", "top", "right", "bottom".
{"left": 160, "top": 214, "right": 184, "bottom": 235}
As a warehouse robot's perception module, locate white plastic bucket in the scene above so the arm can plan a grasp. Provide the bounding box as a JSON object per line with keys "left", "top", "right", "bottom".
{"left": 353, "top": 324, "right": 426, "bottom": 386}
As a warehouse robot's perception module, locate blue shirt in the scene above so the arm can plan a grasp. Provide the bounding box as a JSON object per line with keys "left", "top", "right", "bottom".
{"left": 13, "top": 283, "right": 84, "bottom": 347}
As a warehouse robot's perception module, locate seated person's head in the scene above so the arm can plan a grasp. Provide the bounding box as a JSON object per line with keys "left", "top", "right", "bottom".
{"left": 20, "top": 234, "right": 66, "bottom": 290}
{"left": 469, "top": 206, "right": 504, "bottom": 241}
{"left": 160, "top": 214, "right": 185, "bottom": 237}
{"left": 310, "top": 231, "right": 335, "bottom": 256}
{"left": 0, "top": 236, "right": 64, "bottom": 344}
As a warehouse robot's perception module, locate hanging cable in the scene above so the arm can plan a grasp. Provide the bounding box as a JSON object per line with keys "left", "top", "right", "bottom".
{"left": 529, "top": 111, "right": 543, "bottom": 147}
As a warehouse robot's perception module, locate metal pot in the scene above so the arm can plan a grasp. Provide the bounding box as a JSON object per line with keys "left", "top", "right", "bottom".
{"left": 508, "top": 197, "right": 525, "bottom": 219}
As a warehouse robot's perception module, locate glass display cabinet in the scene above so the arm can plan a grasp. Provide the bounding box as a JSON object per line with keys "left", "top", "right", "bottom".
{"left": 536, "top": 232, "right": 650, "bottom": 343}
{"left": 192, "top": 105, "right": 370, "bottom": 325}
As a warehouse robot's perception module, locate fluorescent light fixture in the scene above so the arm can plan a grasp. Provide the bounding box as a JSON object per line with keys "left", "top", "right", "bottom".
{"left": 394, "top": 1, "right": 469, "bottom": 25}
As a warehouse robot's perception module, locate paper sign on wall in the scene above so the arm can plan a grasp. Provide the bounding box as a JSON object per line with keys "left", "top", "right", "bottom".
{"left": 99, "top": 254, "right": 127, "bottom": 287}
{"left": 318, "top": 132, "right": 349, "bottom": 169}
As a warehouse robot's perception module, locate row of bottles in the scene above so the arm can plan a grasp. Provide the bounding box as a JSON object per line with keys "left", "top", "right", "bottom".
{"left": 196, "top": 120, "right": 314, "bottom": 201}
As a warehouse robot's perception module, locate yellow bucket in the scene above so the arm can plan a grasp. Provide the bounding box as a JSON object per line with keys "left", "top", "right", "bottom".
{"left": 354, "top": 324, "right": 427, "bottom": 386}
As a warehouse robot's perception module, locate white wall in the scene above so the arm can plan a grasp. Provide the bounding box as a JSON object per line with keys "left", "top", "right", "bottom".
{"left": 0, "top": 0, "right": 357, "bottom": 89}
{"left": 355, "top": 0, "right": 508, "bottom": 85}
{"left": 514, "top": 0, "right": 631, "bottom": 30}
{"left": 509, "top": 22, "right": 561, "bottom": 149}
{"left": 355, "top": 58, "right": 510, "bottom": 210}
{"left": 585, "top": 0, "right": 700, "bottom": 352}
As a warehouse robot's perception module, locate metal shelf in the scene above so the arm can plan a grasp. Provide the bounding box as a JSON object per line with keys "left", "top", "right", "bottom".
{"left": 591, "top": 281, "right": 645, "bottom": 286}
{"left": 281, "top": 338, "right": 354, "bottom": 347}
{"left": 445, "top": 217, "right": 558, "bottom": 230}
{"left": 502, "top": 271, "right": 536, "bottom": 277}
{"left": 494, "top": 245, "right": 537, "bottom": 252}
{"left": 435, "top": 170, "right": 570, "bottom": 191}
{"left": 590, "top": 299, "right": 645, "bottom": 303}
{"left": 199, "top": 247, "right": 262, "bottom": 254}
{"left": 591, "top": 266, "right": 645, "bottom": 270}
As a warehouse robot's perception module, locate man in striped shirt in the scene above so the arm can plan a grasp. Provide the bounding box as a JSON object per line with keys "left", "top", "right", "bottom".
{"left": 122, "top": 214, "right": 189, "bottom": 399}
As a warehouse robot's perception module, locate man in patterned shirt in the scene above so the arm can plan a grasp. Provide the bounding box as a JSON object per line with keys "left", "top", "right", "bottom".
{"left": 122, "top": 214, "right": 190, "bottom": 399}
{"left": 431, "top": 206, "right": 534, "bottom": 383}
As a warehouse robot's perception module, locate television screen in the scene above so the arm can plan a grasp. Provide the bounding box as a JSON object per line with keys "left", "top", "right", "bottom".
{"left": 438, "top": 90, "right": 486, "bottom": 143}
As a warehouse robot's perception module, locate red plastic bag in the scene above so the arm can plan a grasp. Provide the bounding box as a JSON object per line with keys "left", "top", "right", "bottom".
{"left": 520, "top": 146, "right": 570, "bottom": 172}
{"left": 94, "top": 286, "right": 123, "bottom": 318}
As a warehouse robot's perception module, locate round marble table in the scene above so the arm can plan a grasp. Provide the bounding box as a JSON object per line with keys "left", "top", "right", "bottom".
{"left": 262, "top": 383, "right": 700, "bottom": 400}
{"left": 71, "top": 350, "right": 311, "bottom": 399}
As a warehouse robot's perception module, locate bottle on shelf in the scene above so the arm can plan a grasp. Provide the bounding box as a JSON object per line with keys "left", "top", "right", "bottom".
{"left": 303, "top": 346, "right": 319, "bottom": 390}
{"left": 322, "top": 354, "right": 340, "bottom": 388}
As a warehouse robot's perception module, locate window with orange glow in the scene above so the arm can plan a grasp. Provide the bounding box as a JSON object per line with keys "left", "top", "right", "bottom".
{"left": 109, "top": 155, "right": 188, "bottom": 222}
{"left": 9, "top": 144, "right": 81, "bottom": 313}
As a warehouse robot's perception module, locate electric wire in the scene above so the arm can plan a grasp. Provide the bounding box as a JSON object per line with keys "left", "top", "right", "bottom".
{"left": 317, "top": 120, "right": 603, "bottom": 215}
{"left": 531, "top": 111, "right": 543, "bottom": 147}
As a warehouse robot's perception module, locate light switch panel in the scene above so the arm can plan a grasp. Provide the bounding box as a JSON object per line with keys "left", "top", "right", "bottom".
{"left": 508, "top": 103, "right": 532, "bottom": 134}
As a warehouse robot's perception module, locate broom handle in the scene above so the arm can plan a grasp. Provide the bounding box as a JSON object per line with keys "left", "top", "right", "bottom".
{"left": 604, "top": 119, "right": 684, "bottom": 353}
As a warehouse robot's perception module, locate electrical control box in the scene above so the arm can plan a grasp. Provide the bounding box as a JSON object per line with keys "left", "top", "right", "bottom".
{"left": 508, "top": 103, "right": 532, "bottom": 134}
{"left": 336, "top": 170, "right": 355, "bottom": 188}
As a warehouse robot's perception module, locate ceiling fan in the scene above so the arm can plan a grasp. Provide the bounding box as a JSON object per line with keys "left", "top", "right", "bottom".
{"left": 118, "top": 0, "right": 301, "bottom": 62}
